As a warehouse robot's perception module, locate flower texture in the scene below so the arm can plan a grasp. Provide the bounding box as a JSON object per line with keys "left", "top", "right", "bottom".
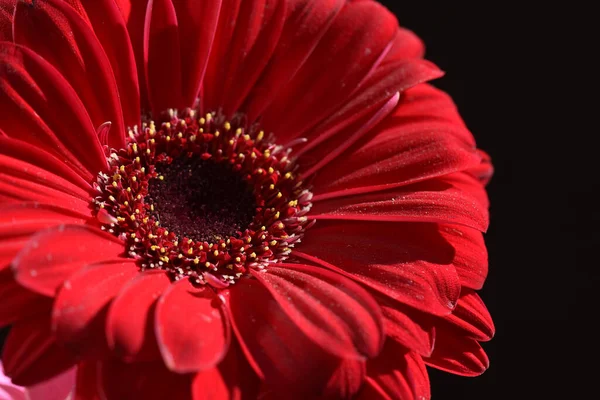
{"left": 0, "top": 0, "right": 494, "bottom": 399}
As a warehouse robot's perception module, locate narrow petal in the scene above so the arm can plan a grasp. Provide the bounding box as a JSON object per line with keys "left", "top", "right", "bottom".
{"left": 24, "top": 367, "right": 76, "bottom": 400}
{"left": 242, "top": 0, "right": 345, "bottom": 120}
{"left": 210, "top": 0, "right": 286, "bottom": 115}
{"left": 378, "top": 296, "right": 435, "bottom": 357}
{"left": 172, "top": 0, "right": 222, "bottom": 107}
{"left": 13, "top": 225, "right": 126, "bottom": 297}
{"left": 423, "top": 325, "right": 489, "bottom": 377}
{"left": 101, "top": 359, "right": 192, "bottom": 400}
{"left": 0, "top": 42, "right": 107, "bottom": 177}
{"left": 382, "top": 27, "right": 425, "bottom": 63}
{"left": 294, "top": 221, "right": 461, "bottom": 316}
{"left": 13, "top": 0, "right": 127, "bottom": 148}
{"left": 0, "top": 1, "right": 13, "bottom": 41}
{"left": 144, "top": 0, "right": 184, "bottom": 114}
{"left": 358, "top": 340, "right": 430, "bottom": 400}
{"left": 2, "top": 315, "right": 76, "bottom": 386}
{"left": 310, "top": 173, "right": 489, "bottom": 232}
{"left": 321, "top": 358, "right": 366, "bottom": 400}
{"left": 439, "top": 225, "right": 488, "bottom": 290}
{"left": 311, "top": 84, "right": 482, "bottom": 201}
{"left": 0, "top": 135, "right": 94, "bottom": 193}
{"left": 259, "top": 0, "right": 398, "bottom": 140}
{"left": 72, "top": 362, "right": 102, "bottom": 400}
{"left": 52, "top": 260, "right": 139, "bottom": 356}
{"left": 155, "top": 278, "right": 230, "bottom": 373}
{"left": 251, "top": 263, "right": 384, "bottom": 359}
{"left": 442, "top": 289, "right": 495, "bottom": 342}
{"left": 227, "top": 278, "right": 345, "bottom": 396}
{"left": 106, "top": 270, "right": 170, "bottom": 361}
{"left": 69, "top": 0, "right": 141, "bottom": 129}
{"left": 191, "top": 339, "right": 260, "bottom": 400}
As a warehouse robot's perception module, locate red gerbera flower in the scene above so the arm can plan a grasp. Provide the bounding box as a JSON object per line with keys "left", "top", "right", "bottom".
{"left": 0, "top": 0, "right": 494, "bottom": 399}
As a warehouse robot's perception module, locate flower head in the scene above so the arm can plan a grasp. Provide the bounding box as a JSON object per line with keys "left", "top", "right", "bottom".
{"left": 0, "top": 0, "right": 494, "bottom": 399}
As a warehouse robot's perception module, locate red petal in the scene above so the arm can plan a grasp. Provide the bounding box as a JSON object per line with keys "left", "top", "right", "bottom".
{"left": 192, "top": 339, "right": 260, "bottom": 400}
{"left": 251, "top": 263, "right": 384, "bottom": 359}
{"left": 468, "top": 149, "right": 494, "bottom": 186}
{"left": 106, "top": 270, "right": 170, "bottom": 361}
{"left": 13, "top": 225, "right": 126, "bottom": 297}
{"left": 378, "top": 296, "right": 435, "bottom": 357}
{"left": 0, "top": 42, "right": 107, "bottom": 177}
{"left": 294, "top": 59, "right": 442, "bottom": 162}
{"left": 439, "top": 225, "right": 488, "bottom": 290}
{"left": 294, "top": 221, "right": 461, "bottom": 316}
{"left": 382, "top": 27, "right": 425, "bottom": 63}
{"left": 423, "top": 325, "right": 490, "bottom": 377}
{"left": 0, "top": 268, "right": 49, "bottom": 327}
{"left": 0, "top": 135, "right": 94, "bottom": 193}
{"left": 227, "top": 278, "right": 345, "bottom": 396}
{"left": 155, "top": 278, "right": 230, "bottom": 373}
{"left": 442, "top": 289, "right": 495, "bottom": 342}
{"left": 172, "top": 0, "right": 221, "bottom": 107}
{"left": 259, "top": 0, "right": 398, "bottom": 140}
{"left": 358, "top": 340, "right": 430, "bottom": 400}
{"left": 242, "top": 0, "right": 345, "bottom": 120}
{"left": 73, "top": 362, "right": 102, "bottom": 400}
{"left": 311, "top": 84, "right": 482, "bottom": 201}
{"left": 69, "top": 0, "right": 141, "bottom": 129}
{"left": 2, "top": 315, "right": 76, "bottom": 386}
{"left": 13, "top": 0, "right": 127, "bottom": 149}
{"left": 208, "top": 0, "right": 286, "bottom": 115}
{"left": 101, "top": 359, "right": 192, "bottom": 400}
{"left": 0, "top": 1, "right": 13, "bottom": 41}
{"left": 310, "top": 173, "right": 489, "bottom": 232}
{"left": 144, "top": 0, "right": 184, "bottom": 114}
{"left": 52, "top": 260, "right": 138, "bottom": 356}
{"left": 321, "top": 358, "right": 366, "bottom": 400}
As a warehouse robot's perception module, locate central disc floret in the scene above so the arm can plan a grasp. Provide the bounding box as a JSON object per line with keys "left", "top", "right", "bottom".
{"left": 94, "top": 109, "right": 313, "bottom": 288}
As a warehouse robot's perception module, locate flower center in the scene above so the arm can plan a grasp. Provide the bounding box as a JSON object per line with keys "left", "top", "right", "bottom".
{"left": 146, "top": 156, "right": 256, "bottom": 243}
{"left": 94, "top": 109, "right": 313, "bottom": 288}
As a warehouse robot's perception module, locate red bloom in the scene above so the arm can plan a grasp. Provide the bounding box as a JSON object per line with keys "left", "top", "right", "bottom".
{"left": 0, "top": 0, "right": 494, "bottom": 399}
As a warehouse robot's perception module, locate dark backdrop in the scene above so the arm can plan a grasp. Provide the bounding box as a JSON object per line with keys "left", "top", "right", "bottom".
{"left": 1, "top": 2, "right": 594, "bottom": 399}
{"left": 382, "top": 2, "right": 596, "bottom": 399}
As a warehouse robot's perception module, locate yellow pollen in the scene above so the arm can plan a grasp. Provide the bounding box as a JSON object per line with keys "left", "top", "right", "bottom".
{"left": 131, "top": 233, "right": 136, "bottom": 238}
{"left": 224, "top": 122, "right": 231, "bottom": 131}
{"left": 150, "top": 204, "right": 155, "bottom": 211}
{"left": 132, "top": 176, "right": 137, "bottom": 182}
{"left": 206, "top": 113, "right": 212, "bottom": 122}
{"left": 221, "top": 243, "right": 226, "bottom": 248}
{"left": 276, "top": 192, "right": 282, "bottom": 198}
{"left": 278, "top": 222, "right": 284, "bottom": 229}
{"left": 160, "top": 247, "right": 166, "bottom": 253}
{"left": 245, "top": 237, "right": 252, "bottom": 243}
{"left": 213, "top": 250, "right": 219, "bottom": 256}
{"left": 257, "top": 131, "right": 264, "bottom": 141}
{"left": 146, "top": 149, "right": 151, "bottom": 154}
{"left": 285, "top": 172, "right": 293, "bottom": 179}
{"left": 194, "top": 258, "right": 200, "bottom": 264}
{"left": 129, "top": 215, "right": 136, "bottom": 221}
{"left": 112, "top": 182, "right": 118, "bottom": 187}
{"left": 166, "top": 136, "right": 171, "bottom": 142}
{"left": 235, "top": 128, "right": 243, "bottom": 136}
{"left": 264, "top": 246, "right": 269, "bottom": 251}
{"left": 132, "top": 144, "right": 138, "bottom": 153}
{"left": 158, "top": 175, "right": 164, "bottom": 181}
{"left": 178, "top": 254, "right": 183, "bottom": 259}
{"left": 177, "top": 132, "right": 183, "bottom": 139}
{"left": 205, "top": 262, "right": 210, "bottom": 268}
{"left": 229, "top": 139, "right": 235, "bottom": 146}
{"left": 113, "top": 174, "right": 121, "bottom": 180}
{"left": 235, "top": 257, "right": 241, "bottom": 263}
{"left": 288, "top": 200, "right": 297, "bottom": 206}
{"left": 151, "top": 245, "right": 158, "bottom": 251}
{"left": 190, "top": 135, "right": 197, "bottom": 142}
{"left": 117, "top": 217, "right": 125, "bottom": 222}
{"left": 163, "top": 230, "right": 169, "bottom": 236}
{"left": 155, "top": 221, "right": 159, "bottom": 226}
{"left": 270, "top": 240, "right": 277, "bottom": 246}
{"left": 250, "top": 252, "right": 257, "bottom": 258}
{"left": 150, "top": 138, "right": 156, "bottom": 144}
{"left": 127, "top": 188, "right": 132, "bottom": 193}
{"left": 261, "top": 226, "right": 266, "bottom": 231}
{"left": 120, "top": 166, "right": 125, "bottom": 173}
{"left": 243, "top": 134, "right": 250, "bottom": 141}
{"left": 141, "top": 167, "right": 146, "bottom": 173}
{"left": 188, "top": 239, "right": 193, "bottom": 245}
{"left": 199, "top": 117, "right": 206, "bottom": 125}
{"left": 268, "top": 167, "right": 274, "bottom": 174}
{"left": 124, "top": 201, "right": 129, "bottom": 206}
{"left": 135, "top": 157, "right": 140, "bottom": 163}
{"left": 214, "top": 130, "right": 220, "bottom": 137}
{"left": 143, "top": 217, "right": 149, "bottom": 223}
{"left": 135, "top": 209, "right": 140, "bottom": 214}
{"left": 188, "top": 248, "right": 194, "bottom": 255}
{"left": 274, "top": 212, "right": 280, "bottom": 219}
{"left": 165, "top": 122, "right": 171, "bottom": 129}
{"left": 109, "top": 196, "right": 116, "bottom": 202}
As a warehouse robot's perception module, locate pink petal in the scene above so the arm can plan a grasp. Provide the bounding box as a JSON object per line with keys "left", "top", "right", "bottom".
{"left": 242, "top": 0, "right": 345, "bottom": 121}
{"left": 227, "top": 278, "right": 348, "bottom": 396}
{"left": 0, "top": 42, "right": 107, "bottom": 178}
{"left": 25, "top": 367, "right": 75, "bottom": 400}
{"left": 310, "top": 173, "right": 489, "bottom": 232}
{"left": 358, "top": 340, "right": 430, "bottom": 400}
{"left": 259, "top": 0, "right": 398, "bottom": 141}
{"left": 251, "top": 263, "right": 384, "bottom": 359}
{"left": 143, "top": 0, "right": 184, "bottom": 114}
{"left": 294, "top": 221, "right": 461, "bottom": 316}
{"left": 106, "top": 270, "right": 170, "bottom": 361}
{"left": 13, "top": 225, "right": 126, "bottom": 297}
{"left": 101, "top": 359, "right": 191, "bottom": 400}
{"left": 155, "top": 278, "right": 230, "bottom": 373}
{"left": 13, "top": 0, "right": 127, "bottom": 149}
{"left": 442, "top": 289, "right": 495, "bottom": 342}
{"left": 0, "top": 361, "right": 26, "bottom": 400}
{"left": 172, "top": 0, "right": 222, "bottom": 107}
{"left": 423, "top": 325, "right": 490, "bottom": 377}
{"left": 2, "top": 315, "right": 76, "bottom": 386}
{"left": 52, "top": 260, "right": 138, "bottom": 356}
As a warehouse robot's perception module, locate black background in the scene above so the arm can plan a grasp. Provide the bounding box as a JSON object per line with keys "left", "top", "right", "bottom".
{"left": 1, "top": 2, "right": 595, "bottom": 399}
{"left": 382, "top": 2, "right": 597, "bottom": 399}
